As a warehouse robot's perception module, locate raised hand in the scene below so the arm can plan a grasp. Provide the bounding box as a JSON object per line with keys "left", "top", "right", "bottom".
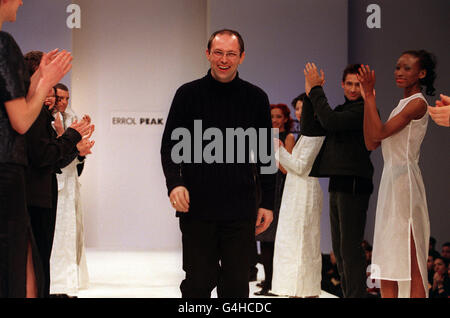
{"left": 69, "top": 119, "right": 92, "bottom": 137}
{"left": 357, "top": 64, "right": 376, "bottom": 99}
{"left": 76, "top": 138, "right": 95, "bottom": 156}
{"left": 39, "top": 50, "right": 73, "bottom": 89}
{"left": 304, "top": 62, "right": 325, "bottom": 96}
{"left": 81, "top": 114, "right": 91, "bottom": 124}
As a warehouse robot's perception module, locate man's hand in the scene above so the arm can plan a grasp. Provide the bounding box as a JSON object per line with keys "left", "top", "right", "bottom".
{"left": 169, "top": 186, "right": 190, "bottom": 212}
{"left": 76, "top": 138, "right": 95, "bottom": 156}
{"left": 255, "top": 208, "right": 273, "bottom": 235}
{"left": 428, "top": 105, "right": 450, "bottom": 127}
{"left": 70, "top": 117, "right": 94, "bottom": 138}
{"left": 428, "top": 94, "right": 450, "bottom": 127}
{"left": 76, "top": 123, "right": 95, "bottom": 156}
{"left": 357, "top": 64, "right": 376, "bottom": 99}
{"left": 436, "top": 94, "right": 450, "bottom": 107}
{"left": 304, "top": 62, "right": 325, "bottom": 96}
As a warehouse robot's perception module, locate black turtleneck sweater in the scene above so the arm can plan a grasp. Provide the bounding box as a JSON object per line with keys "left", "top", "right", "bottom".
{"left": 308, "top": 85, "right": 374, "bottom": 194}
{"left": 161, "top": 70, "right": 276, "bottom": 220}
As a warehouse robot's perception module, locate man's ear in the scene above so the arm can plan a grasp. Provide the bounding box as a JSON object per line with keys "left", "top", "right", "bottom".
{"left": 239, "top": 51, "right": 246, "bottom": 65}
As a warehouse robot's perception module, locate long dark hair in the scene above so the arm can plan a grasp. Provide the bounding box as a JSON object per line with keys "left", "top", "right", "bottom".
{"left": 402, "top": 50, "right": 437, "bottom": 96}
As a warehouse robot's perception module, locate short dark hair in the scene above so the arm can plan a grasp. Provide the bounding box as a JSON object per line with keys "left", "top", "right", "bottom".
{"left": 435, "top": 256, "right": 449, "bottom": 268}
{"left": 342, "top": 63, "right": 361, "bottom": 83}
{"left": 291, "top": 93, "right": 307, "bottom": 108}
{"left": 54, "top": 83, "right": 69, "bottom": 92}
{"left": 24, "top": 51, "right": 43, "bottom": 76}
{"left": 207, "top": 29, "right": 245, "bottom": 55}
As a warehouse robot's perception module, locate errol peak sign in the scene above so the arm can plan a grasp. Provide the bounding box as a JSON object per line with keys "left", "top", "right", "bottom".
{"left": 111, "top": 112, "right": 165, "bottom": 130}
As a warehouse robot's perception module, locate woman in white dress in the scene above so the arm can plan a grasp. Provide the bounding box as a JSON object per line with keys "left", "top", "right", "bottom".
{"left": 358, "top": 50, "right": 437, "bottom": 298}
{"left": 50, "top": 85, "right": 91, "bottom": 297}
{"left": 271, "top": 92, "right": 326, "bottom": 297}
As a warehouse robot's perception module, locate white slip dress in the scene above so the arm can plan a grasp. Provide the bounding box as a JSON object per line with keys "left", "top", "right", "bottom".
{"left": 371, "top": 93, "right": 430, "bottom": 298}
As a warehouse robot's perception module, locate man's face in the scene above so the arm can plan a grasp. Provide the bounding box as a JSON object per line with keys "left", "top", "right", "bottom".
{"left": 206, "top": 34, "right": 245, "bottom": 83}
{"left": 341, "top": 73, "right": 361, "bottom": 101}
{"left": 295, "top": 100, "right": 303, "bottom": 121}
{"left": 442, "top": 246, "right": 450, "bottom": 259}
{"left": 56, "top": 88, "right": 70, "bottom": 113}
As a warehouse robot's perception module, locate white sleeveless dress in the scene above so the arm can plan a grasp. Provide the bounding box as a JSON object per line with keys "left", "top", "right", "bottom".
{"left": 371, "top": 93, "right": 429, "bottom": 297}
{"left": 272, "top": 135, "right": 325, "bottom": 297}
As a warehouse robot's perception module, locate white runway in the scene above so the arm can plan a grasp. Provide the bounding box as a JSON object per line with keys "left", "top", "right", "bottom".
{"left": 77, "top": 249, "right": 337, "bottom": 298}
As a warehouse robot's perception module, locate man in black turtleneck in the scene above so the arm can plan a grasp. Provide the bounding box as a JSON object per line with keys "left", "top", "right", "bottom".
{"left": 305, "top": 63, "right": 374, "bottom": 298}
{"left": 161, "top": 29, "right": 276, "bottom": 298}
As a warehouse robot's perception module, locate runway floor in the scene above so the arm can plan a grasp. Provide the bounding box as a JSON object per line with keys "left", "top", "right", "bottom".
{"left": 77, "top": 249, "right": 337, "bottom": 298}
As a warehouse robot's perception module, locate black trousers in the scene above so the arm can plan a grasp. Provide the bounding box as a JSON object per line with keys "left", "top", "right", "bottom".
{"left": 329, "top": 191, "right": 370, "bottom": 298}
{"left": 179, "top": 217, "right": 255, "bottom": 298}
{"left": 28, "top": 205, "right": 57, "bottom": 298}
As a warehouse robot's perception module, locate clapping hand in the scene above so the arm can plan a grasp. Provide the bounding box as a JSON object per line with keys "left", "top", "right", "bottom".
{"left": 76, "top": 124, "right": 95, "bottom": 156}
{"left": 304, "top": 62, "right": 325, "bottom": 96}
{"left": 357, "top": 64, "right": 376, "bottom": 99}
{"left": 39, "top": 50, "right": 73, "bottom": 88}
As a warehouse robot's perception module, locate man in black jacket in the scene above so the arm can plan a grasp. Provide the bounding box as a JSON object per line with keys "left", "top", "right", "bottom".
{"left": 161, "top": 29, "right": 276, "bottom": 298}
{"left": 304, "top": 63, "right": 374, "bottom": 298}
{"left": 23, "top": 51, "right": 94, "bottom": 297}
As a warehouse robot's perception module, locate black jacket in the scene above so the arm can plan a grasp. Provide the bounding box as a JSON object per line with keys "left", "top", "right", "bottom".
{"left": 25, "top": 106, "right": 81, "bottom": 208}
{"left": 308, "top": 86, "right": 374, "bottom": 182}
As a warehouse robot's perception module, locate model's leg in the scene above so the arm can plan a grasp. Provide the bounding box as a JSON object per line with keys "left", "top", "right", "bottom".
{"left": 26, "top": 241, "right": 37, "bottom": 298}
{"left": 337, "top": 192, "right": 369, "bottom": 298}
{"left": 259, "top": 241, "right": 275, "bottom": 291}
{"left": 28, "top": 206, "right": 56, "bottom": 298}
{"left": 179, "top": 217, "right": 218, "bottom": 298}
{"left": 217, "top": 219, "right": 254, "bottom": 298}
{"left": 410, "top": 231, "right": 426, "bottom": 298}
{"left": 380, "top": 280, "right": 398, "bottom": 298}
{"left": 329, "top": 192, "right": 346, "bottom": 297}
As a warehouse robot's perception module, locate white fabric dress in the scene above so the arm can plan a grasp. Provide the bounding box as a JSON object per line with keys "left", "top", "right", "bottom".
{"left": 50, "top": 108, "right": 89, "bottom": 296}
{"left": 371, "top": 93, "right": 429, "bottom": 298}
{"left": 271, "top": 135, "right": 325, "bottom": 297}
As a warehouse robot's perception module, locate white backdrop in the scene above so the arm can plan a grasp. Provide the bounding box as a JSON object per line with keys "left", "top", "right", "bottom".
{"left": 71, "top": 0, "right": 207, "bottom": 250}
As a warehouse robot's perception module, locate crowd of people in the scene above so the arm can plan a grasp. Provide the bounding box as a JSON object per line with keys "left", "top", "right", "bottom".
{"left": 161, "top": 26, "right": 448, "bottom": 299}
{"left": 0, "top": 1, "right": 93, "bottom": 298}
{"left": 250, "top": 52, "right": 448, "bottom": 298}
